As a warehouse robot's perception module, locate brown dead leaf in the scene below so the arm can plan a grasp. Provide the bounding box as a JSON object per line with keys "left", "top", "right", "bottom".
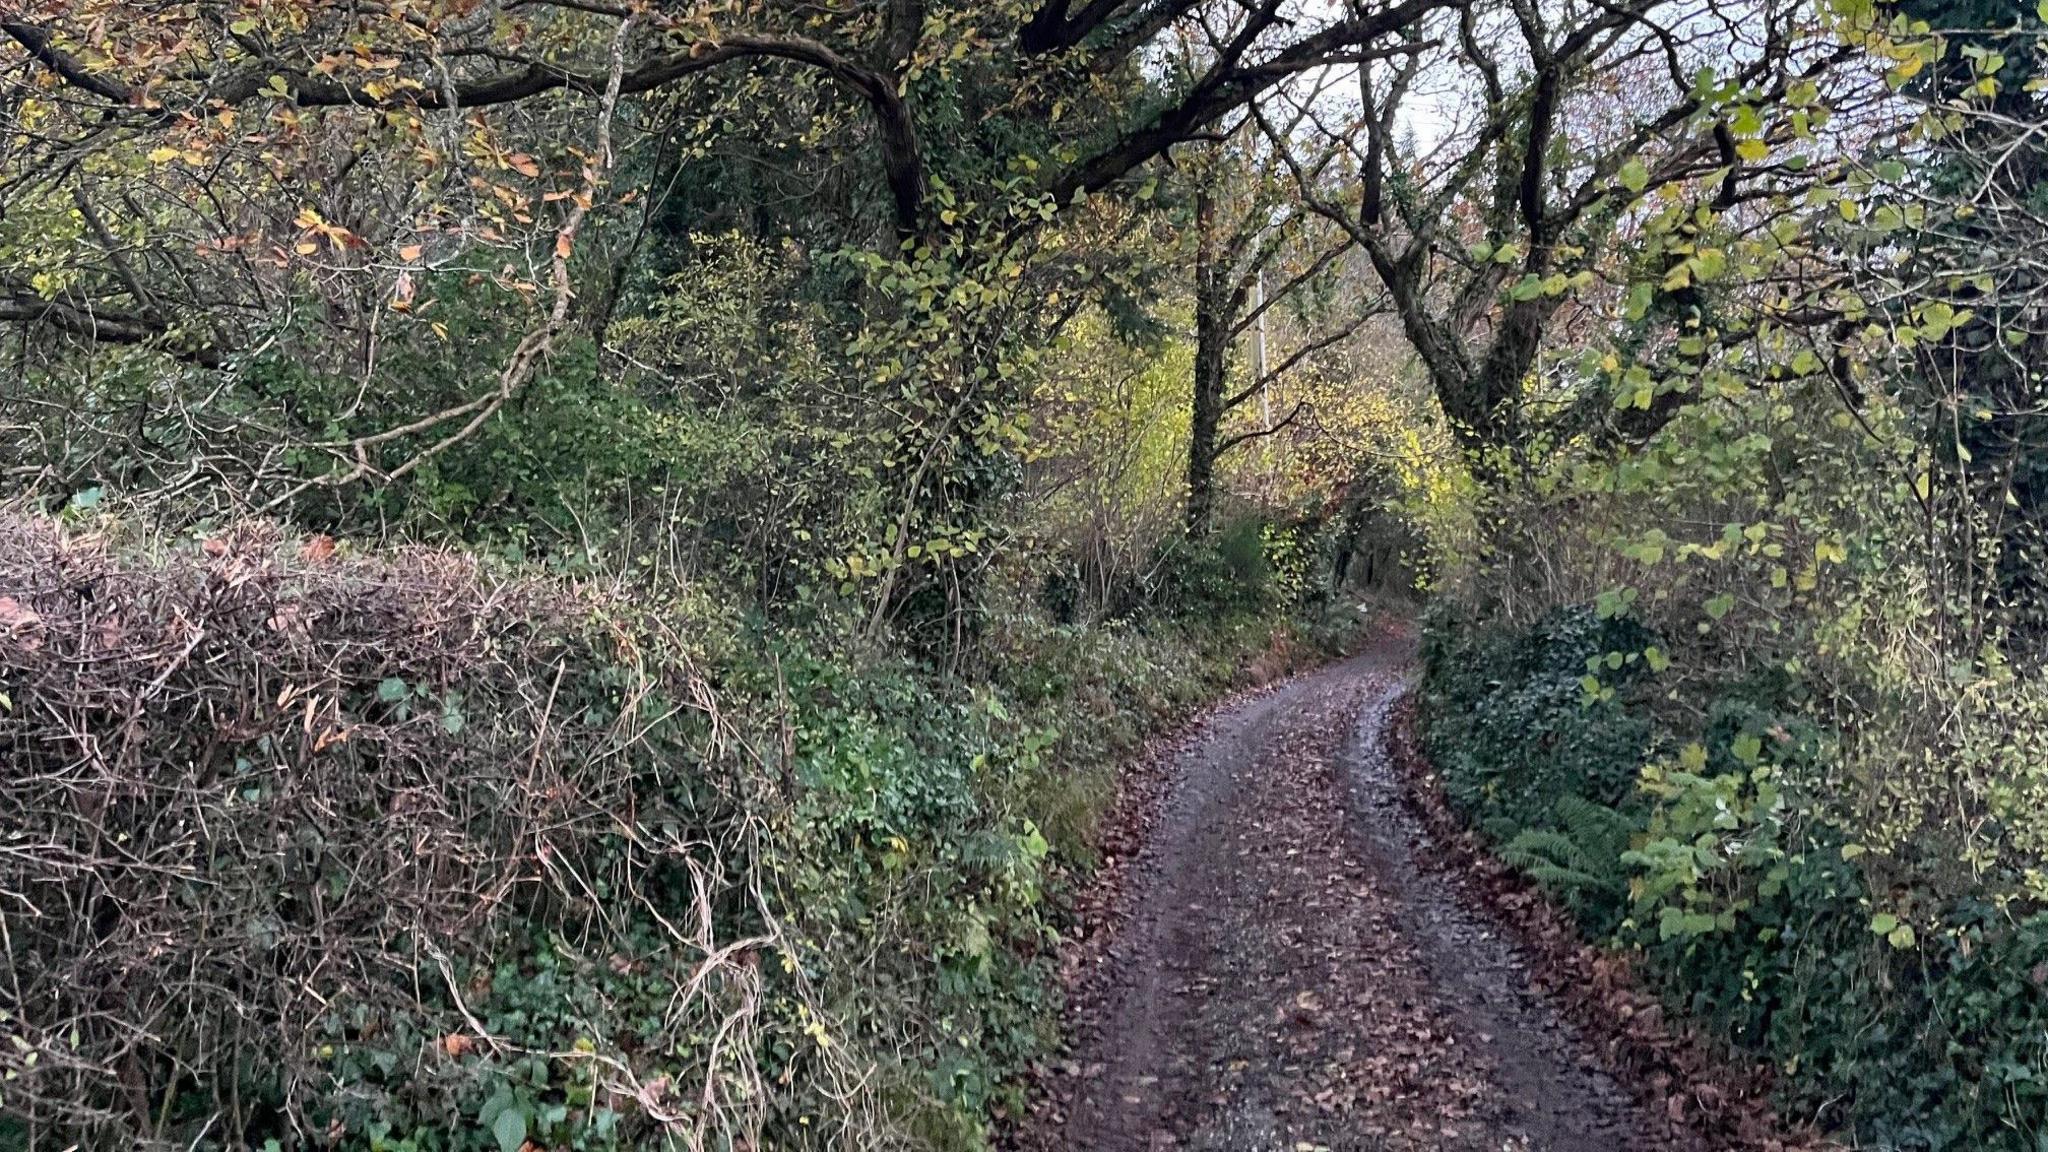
{"left": 0, "top": 596, "right": 39, "bottom": 630}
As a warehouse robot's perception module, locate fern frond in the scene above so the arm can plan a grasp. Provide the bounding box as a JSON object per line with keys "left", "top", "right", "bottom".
{"left": 1502, "top": 828, "right": 1591, "bottom": 873}
{"left": 1554, "top": 795, "right": 1635, "bottom": 859}
{"left": 1522, "top": 861, "right": 1625, "bottom": 896}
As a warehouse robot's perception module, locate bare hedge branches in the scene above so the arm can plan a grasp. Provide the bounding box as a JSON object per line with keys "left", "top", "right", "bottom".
{"left": 0, "top": 511, "right": 846, "bottom": 1150}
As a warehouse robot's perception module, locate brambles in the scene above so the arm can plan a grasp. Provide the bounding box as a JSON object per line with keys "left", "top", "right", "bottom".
{"left": 0, "top": 513, "right": 803, "bottom": 1150}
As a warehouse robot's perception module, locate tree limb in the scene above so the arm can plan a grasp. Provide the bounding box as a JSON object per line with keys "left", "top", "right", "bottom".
{"left": 1213, "top": 399, "right": 1305, "bottom": 458}
{"left": 5, "top": 23, "right": 929, "bottom": 234}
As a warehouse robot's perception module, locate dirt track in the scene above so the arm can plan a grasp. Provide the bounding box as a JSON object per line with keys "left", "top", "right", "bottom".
{"left": 1020, "top": 630, "right": 1678, "bottom": 1152}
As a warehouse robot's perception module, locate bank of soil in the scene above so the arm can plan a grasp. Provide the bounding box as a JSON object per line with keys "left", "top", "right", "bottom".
{"left": 1012, "top": 628, "right": 1706, "bottom": 1151}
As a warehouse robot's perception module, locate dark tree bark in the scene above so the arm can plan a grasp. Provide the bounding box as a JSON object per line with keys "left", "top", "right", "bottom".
{"left": 1187, "top": 186, "right": 1227, "bottom": 536}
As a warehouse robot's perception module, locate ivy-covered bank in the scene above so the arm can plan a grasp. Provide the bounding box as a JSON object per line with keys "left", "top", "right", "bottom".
{"left": 1420, "top": 609, "right": 2048, "bottom": 1151}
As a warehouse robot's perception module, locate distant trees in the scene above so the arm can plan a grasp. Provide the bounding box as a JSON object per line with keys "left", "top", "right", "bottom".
{"left": 1179, "top": 107, "right": 1381, "bottom": 535}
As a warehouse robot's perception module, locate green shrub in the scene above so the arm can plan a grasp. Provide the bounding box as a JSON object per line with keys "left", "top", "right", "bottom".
{"left": 1421, "top": 605, "right": 1654, "bottom": 823}
{"left": 1422, "top": 608, "right": 2048, "bottom": 1151}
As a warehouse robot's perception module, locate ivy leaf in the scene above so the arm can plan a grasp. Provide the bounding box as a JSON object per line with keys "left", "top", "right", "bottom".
{"left": 377, "top": 677, "right": 408, "bottom": 703}
{"left": 1619, "top": 158, "right": 1649, "bottom": 193}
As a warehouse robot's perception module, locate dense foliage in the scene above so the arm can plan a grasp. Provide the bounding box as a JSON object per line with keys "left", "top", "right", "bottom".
{"left": 0, "top": 4, "right": 1448, "bottom": 1148}
{"left": 11, "top": 0, "right": 2048, "bottom": 1147}
{"left": 0, "top": 506, "right": 1366, "bottom": 1152}
{"left": 1424, "top": 609, "right": 2048, "bottom": 1148}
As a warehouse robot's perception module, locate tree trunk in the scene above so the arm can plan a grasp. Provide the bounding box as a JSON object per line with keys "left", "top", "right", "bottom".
{"left": 1187, "top": 186, "right": 1225, "bottom": 537}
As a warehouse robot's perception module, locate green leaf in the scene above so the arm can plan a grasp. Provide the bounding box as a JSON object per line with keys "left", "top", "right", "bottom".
{"left": 1619, "top": 158, "right": 1649, "bottom": 193}
{"left": 377, "top": 678, "right": 408, "bottom": 703}
{"left": 1732, "top": 732, "right": 1763, "bottom": 765}
{"left": 1703, "top": 592, "right": 1735, "bottom": 620}
{"left": 1869, "top": 912, "right": 1898, "bottom": 935}
{"left": 492, "top": 1107, "right": 526, "bottom": 1152}
{"left": 1625, "top": 281, "right": 1654, "bottom": 321}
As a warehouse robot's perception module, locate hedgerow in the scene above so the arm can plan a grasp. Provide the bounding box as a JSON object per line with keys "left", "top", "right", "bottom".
{"left": 0, "top": 508, "right": 1332, "bottom": 1152}
{"left": 0, "top": 511, "right": 834, "bottom": 1151}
